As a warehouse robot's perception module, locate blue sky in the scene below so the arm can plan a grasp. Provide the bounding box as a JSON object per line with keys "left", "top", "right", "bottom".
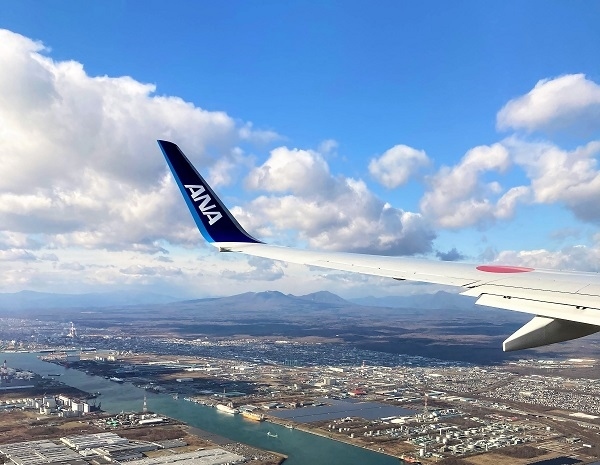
{"left": 0, "top": 1, "right": 599, "bottom": 298}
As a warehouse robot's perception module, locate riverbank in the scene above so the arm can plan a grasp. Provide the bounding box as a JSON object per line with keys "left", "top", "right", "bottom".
{"left": 186, "top": 425, "right": 287, "bottom": 464}
{"left": 266, "top": 415, "right": 412, "bottom": 464}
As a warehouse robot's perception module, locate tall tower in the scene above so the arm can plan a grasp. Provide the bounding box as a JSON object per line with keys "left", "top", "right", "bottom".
{"left": 68, "top": 322, "right": 78, "bottom": 338}
{"left": 423, "top": 394, "right": 429, "bottom": 416}
{"left": 0, "top": 360, "right": 7, "bottom": 382}
{"left": 142, "top": 394, "right": 148, "bottom": 414}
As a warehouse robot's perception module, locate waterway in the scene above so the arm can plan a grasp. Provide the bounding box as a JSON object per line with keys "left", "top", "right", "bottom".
{"left": 2, "top": 352, "right": 401, "bottom": 465}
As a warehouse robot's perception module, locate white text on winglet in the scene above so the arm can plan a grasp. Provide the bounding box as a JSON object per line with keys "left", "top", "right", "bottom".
{"left": 185, "top": 185, "right": 223, "bottom": 226}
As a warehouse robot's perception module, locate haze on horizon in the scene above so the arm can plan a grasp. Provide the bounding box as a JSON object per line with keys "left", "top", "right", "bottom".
{"left": 0, "top": 2, "right": 599, "bottom": 300}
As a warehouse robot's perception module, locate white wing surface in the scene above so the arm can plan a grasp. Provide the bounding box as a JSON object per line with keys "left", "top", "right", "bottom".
{"left": 159, "top": 140, "right": 600, "bottom": 351}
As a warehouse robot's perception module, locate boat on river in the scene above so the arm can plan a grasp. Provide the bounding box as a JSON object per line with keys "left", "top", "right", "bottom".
{"left": 216, "top": 403, "right": 238, "bottom": 414}
{"left": 241, "top": 411, "right": 265, "bottom": 421}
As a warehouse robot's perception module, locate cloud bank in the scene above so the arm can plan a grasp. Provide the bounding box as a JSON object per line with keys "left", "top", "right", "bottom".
{"left": 1, "top": 28, "right": 600, "bottom": 296}
{"left": 244, "top": 146, "right": 436, "bottom": 255}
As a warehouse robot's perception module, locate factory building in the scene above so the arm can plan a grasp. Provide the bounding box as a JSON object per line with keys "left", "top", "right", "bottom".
{"left": 85, "top": 441, "right": 159, "bottom": 462}
{"left": 60, "top": 432, "right": 128, "bottom": 451}
{"left": 0, "top": 440, "right": 86, "bottom": 465}
{"left": 0, "top": 360, "right": 35, "bottom": 391}
{"left": 0, "top": 434, "right": 243, "bottom": 465}
{"left": 55, "top": 395, "right": 91, "bottom": 415}
{"left": 119, "top": 449, "right": 245, "bottom": 465}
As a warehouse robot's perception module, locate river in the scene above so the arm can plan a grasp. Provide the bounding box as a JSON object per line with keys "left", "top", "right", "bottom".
{"left": 2, "top": 352, "right": 401, "bottom": 465}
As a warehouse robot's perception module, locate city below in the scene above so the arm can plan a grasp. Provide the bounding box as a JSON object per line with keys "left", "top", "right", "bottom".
{"left": 1, "top": 292, "right": 600, "bottom": 465}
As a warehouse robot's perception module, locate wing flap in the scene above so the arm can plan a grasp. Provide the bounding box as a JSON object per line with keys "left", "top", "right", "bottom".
{"left": 462, "top": 283, "right": 600, "bottom": 314}
{"left": 473, "top": 293, "right": 600, "bottom": 326}
{"left": 503, "top": 316, "right": 600, "bottom": 351}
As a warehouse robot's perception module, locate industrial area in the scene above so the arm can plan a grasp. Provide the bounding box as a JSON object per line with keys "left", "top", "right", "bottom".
{"left": 0, "top": 393, "right": 283, "bottom": 465}
{"left": 2, "top": 317, "right": 600, "bottom": 464}
{"left": 11, "top": 342, "right": 599, "bottom": 465}
{"left": 0, "top": 428, "right": 271, "bottom": 465}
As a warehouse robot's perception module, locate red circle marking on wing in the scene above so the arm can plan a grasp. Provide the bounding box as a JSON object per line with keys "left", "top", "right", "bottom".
{"left": 476, "top": 265, "right": 534, "bottom": 273}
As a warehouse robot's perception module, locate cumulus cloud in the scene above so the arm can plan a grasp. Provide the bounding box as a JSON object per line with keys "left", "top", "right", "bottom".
{"left": 5, "top": 28, "right": 599, "bottom": 297}
{"left": 507, "top": 138, "right": 600, "bottom": 222}
{"left": 419, "top": 76, "right": 600, "bottom": 231}
{"left": 494, "top": 245, "right": 600, "bottom": 273}
{"left": 0, "top": 232, "right": 42, "bottom": 250}
{"left": 239, "top": 122, "right": 281, "bottom": 145}
{"left": 420, "top": 143, "right": 516, "bottom": 228}
{"left": 58, "top": 262, "right": 86, "bottom": 271}
{"left": 119, "top": 265, "right": 182, "bottom": 277}
{"left": 242, "top": 147, "right": 436, "bottom": 255}
{"left": 497, "top": 74, "right": 600, "bottom": 133}
{"left": 221, "top": 256, "right": 285, "bottom": 282}
{"left": 0, "top": 249, "right": 37, "bottom": 262}
{"left": 0, "top": 29, "right": 276, "bottom": 254}
{"left": 549, "top": 227, "right": 581, "bottom": 242}
{"left": 245, "top": 146, "right": 334, "bottom": 196}
{"left": 318, "top": 139, "right": 339, "bottom": 156}
{"left": 369, "top": 144, "right": 430, "bottom": 188}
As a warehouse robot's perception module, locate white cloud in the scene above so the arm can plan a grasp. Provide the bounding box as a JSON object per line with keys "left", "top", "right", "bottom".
{"left": 239, "top": 122, "right": 281, "bottom": 145}
{"left": 507, "top": 138, "right": 600, "bottom": 222}
{"left": 318, "top": 139, "right": 339, "bottom": 156}
{"left": 3, "top": 28, "right": 599, "bottom": 297}
{"left": 221, "top": 256, "right": 285, "bottom": 282}
{"left": 0, "top": 232, "right": 42, "bottom": 250}
{"left": 420, "top": 143, "right": 512, "bottom": 228}
{"left": 0, "top": 29, "right": 305, "bottom": 295}
{"left": 494, "top": 186, "right": 532, "bottom": 220}
{"left": 493, "top": 245, "right": 600, "bottom": 273}
{"left": 58, "top": 262, "right": 86, "bottom": 271}
{"left": 245, "top": 146, "right": 334, "bottom": 196}
{"left": 369, "top": 144, "right": 430, "bottom": 188}
{"left": 497, "top": 74, "right": 600, "bottom": 133}
{"left": 0, "top": 29, "right": 276, "bottom": 254}
{"left": 119, "top": 264, "right": 182, "bottom": 277}
{"left": 0, "top": 249, "right": 37, "bottom": 262}
{"left": 243, "top": 147, "right": 436, "bottom": 255}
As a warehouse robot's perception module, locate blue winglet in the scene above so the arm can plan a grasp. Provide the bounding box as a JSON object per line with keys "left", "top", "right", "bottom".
{"left": 158, "top": 140, "right": 261, "bottom": 244}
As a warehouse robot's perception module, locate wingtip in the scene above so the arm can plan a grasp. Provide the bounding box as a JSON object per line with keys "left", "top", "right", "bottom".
{"left": 157, "top": 139, "right": 175, "bottom": 148}
{"left": 160, "top": 140, "right": 262, "bottom": 245}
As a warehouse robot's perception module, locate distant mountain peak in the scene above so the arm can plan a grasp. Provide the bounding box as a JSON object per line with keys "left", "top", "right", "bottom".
{"left": 298, "top": 291, "right": 351, "bottom": 305}
{"left": 258, "top": 290, "right": 287, "bottom": 298}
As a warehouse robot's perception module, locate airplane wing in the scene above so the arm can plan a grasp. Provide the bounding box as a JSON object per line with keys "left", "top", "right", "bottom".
{"left": 158, "top": 140, "right": 600, "bottom": 351}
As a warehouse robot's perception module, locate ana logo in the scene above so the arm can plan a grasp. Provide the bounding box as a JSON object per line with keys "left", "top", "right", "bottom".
{"left": 184, "top": 185, "right": 223, "bottom": 226}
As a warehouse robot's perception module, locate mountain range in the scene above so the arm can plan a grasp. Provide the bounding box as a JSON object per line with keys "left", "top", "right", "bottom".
{"left": 0, "top": 290, "right": 178, "bottom": 311}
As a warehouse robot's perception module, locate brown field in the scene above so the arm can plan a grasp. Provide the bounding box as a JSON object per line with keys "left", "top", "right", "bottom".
{"left": 463, "top": 450, "right": 560, "bottom": 465}
{"left": 0, "top": 411, "right": 104, "bottom": 444}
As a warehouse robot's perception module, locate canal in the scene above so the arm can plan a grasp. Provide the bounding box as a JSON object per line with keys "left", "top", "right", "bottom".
{"left": 2, "top": 352, "right": 401, "bottom": 465}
